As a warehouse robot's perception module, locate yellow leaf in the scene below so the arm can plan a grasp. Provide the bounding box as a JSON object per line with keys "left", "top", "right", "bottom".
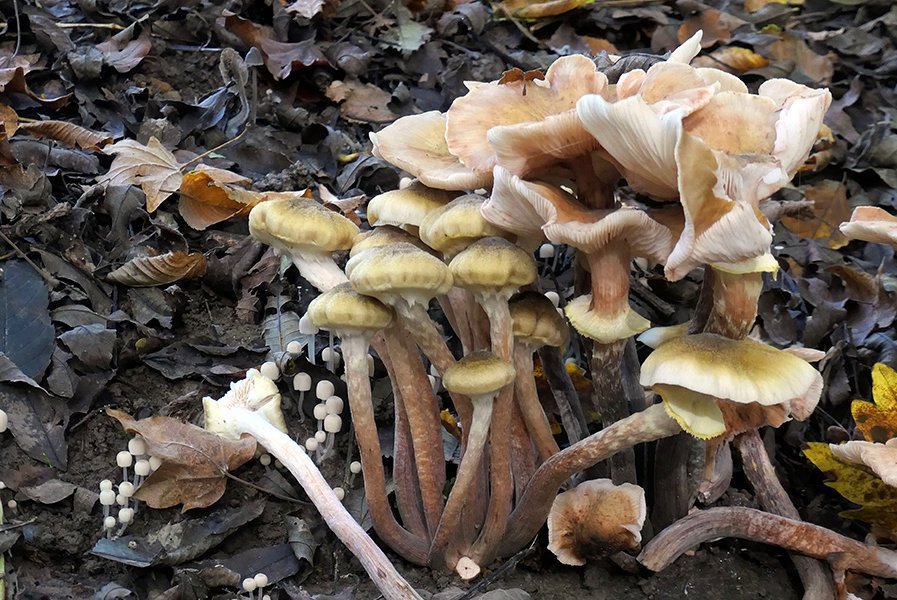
{"left": 853, "top": 363, "right": 897, "bottom": 443}
{"left": 692, "top": 47, "right": 769, "bottom": 75}
{"left": 495, "top": 0, "right": 595, "bottom": 19}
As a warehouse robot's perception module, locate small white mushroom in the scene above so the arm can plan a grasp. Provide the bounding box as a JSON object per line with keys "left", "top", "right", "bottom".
{"left": 260, "top": 361, "right": 280, "bottom": 381}
{"left": 128, "top": 437, "right": 146, "bottom": 457}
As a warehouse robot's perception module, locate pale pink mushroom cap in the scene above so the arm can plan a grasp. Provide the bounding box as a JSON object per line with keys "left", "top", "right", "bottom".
{"left": 839, "top": 206, "right": 897, "bottom": 248}
{"left": 830, "top": 439, "right": 897, "bottom": 488}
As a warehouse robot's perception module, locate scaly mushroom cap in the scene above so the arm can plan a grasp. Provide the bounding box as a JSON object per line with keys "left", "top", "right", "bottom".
{"left": 369, "top": 111, "right": 492, "bottom": 191}
{"left": 349, "top": 225, "right": 432, "bottom": 258}
{"left": 307, "top": 282, "right": 394, "bottom": 336}
{"left": 664, "top": 131, "right": 774, "bottom": 282}
{"left": 203, "top": 372, "right": 286, "bottom": 440}
{"left": 640, "top": 333, "right": 823, "bottom": 439}
{"left": 839, "top": 206, "right": 897, "bottom": 248}
{"left": 248, "top": 198, "right": 358, "bottom": 254}
{"left": 446, "top": 55, "right": 609, "bottom": 174}
{"left": 420, "top": 194, "right": 510, "bottom": 258}
{"left": 443, "top": 350, "right": 516, "bottom": 397}
{"left": 487, "top": 109, "right": 601, "bottom": 178}
{"left": 347, "top": 242, "right": 453, "bottom": 307}
{"left": 547, "top": 479, "right": 646, "bottom": 566}
{"left": 367, "top": 182, "right": 456, "bottom": 229}
{"left": 449, "top": 237, "right": 537, "bottom": 300}
{"left": 509, "top": 291, "right": 569, "bottom": 348}
{"left": 830, "top": 439, "right": 897, "bottom": 488}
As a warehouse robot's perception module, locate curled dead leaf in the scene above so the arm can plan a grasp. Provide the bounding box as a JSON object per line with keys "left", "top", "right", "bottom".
{"left": 106, "top": 251, "right": 207, "bottom": 287}
{"left": 96, "top": 24, "right": 152, "bottom": 73}
{"left": 106, "top": 408, "right": 256, "bottom": 511}
{"left": 222, "top": 14, "right": 327, "bottom": 79}
{"left": 495, "top": 0, "right": 595, "bottom": 18}
{"left": 325, "top": 80, "right": 397, "bottom": 123}
{"left": 781, "top": 180, "right": 852, "bottom": 249}
{"left": 692, "top": 47, "right": 770, "bottom": 74}
{"left": 100, "top": 137, "right": 183, "bottom": 211}
{"left": 0, "top": 103, "right": 18, "bottom": 138}
{"left": 17, "top": 120, "right": 112, "bottom": 150}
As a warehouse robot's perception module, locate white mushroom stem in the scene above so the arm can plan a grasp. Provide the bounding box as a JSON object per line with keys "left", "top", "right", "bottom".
{"left": 219, "top": 407, "right": 424, "bottom": 600}
{"left": 429, "top": 391, "right": 495, "bottom": 572}
{"left": 733, "top": 430, "right": 835, "bottom": 600}
{"left": 513, "top": 342, "right": 560, "bottom": 462}
{"left": 340, "top": 335, "right": 429, "bottom": 564}
{"left": 497, "top": 403, "right": 681, "bottom": 561}
{"left": 287, "top": 249, "right": 349, "bottom": 292}
{"left": 638, "top": 507, "right": 897, "bottom": 579}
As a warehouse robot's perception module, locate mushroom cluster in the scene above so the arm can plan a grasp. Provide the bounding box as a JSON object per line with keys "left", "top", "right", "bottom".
{"left": 196, "top": 28, "right": 897, "bottom": 599}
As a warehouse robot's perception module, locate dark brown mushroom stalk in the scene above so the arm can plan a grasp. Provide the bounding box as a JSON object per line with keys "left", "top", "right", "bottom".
{"left": 639, "top": 507, "right": 897, "bottom": 580}
{"left": 509, "top": 291, "right": 568, "bottom": 462}
{"left": 248, "top": 198, "right": 358, "bottom": 292}
{"left": 448, "top": 237, "right": 538, "bottom": 562}
{"left": 203, "top": 373, "right": 424, "bottom": 600}
{"left": 428, "top": 351, "right": 516, "bottom": 578}
{"left": 307, "top": 284, "right": 429, "bottom": 564}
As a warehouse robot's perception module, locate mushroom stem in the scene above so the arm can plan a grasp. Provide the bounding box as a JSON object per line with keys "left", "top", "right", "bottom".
{"left": 513, "top": 343, "right": 560, "bottom": 462}
{"left": 638, "top": 507, "right": 897, "bottom": 579}
{"left": 589, "top": 340, "right": 638, "bottom": 484}
{"left": 496, "top": 403, "right": 681, "bottom": 560}
{"left": 700, "top": 268, "right": 763, "bottom": 339}
{"left": 733, "top": 430, "right": 835, "bottom": 600}
{"left": 383, "top": 324, "right": 446, "bottom": 536}
{"left": 289, "top": 248, "right": 350, "bottom": 292}
{"left": 341, "top": 335, "right": 430, "bottom": 564}
{"left": 377, "top": 334, "right": 428, "bottom": 539}
{"left": 469, "top": 298, "right": 516, "bottom": 561}
{"left": 428, "top": 394, "right": 495, "bottom": 571}
{"left": 222, "top": 408, "right": 425, "bottom": 600}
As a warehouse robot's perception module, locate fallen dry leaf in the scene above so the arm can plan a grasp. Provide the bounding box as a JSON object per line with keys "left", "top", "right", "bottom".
{"left": 179, "top": 167, "right": 255, "bottom": 230}
{"left": 285, "top": 0, "right": 325, "bottom": 19}
{"left": 744, "top": 0, "right": 803, "bottom": 12}
{"left": 107, "top": 409, "right": 256, "bottom": 511}
{"left": 106, "top": 251, "right": 208, "bottom": 287}
{"left": 692, "top": 46, "right": 770, "bottom": 74}
{"left": 326, "top": 80, "right": 397, "bottom": 123}
{"left": 17, "top": 120, "right": 112, "bottom": 150}
{"left": 678, "top": 9, "right": 746, "bottom": 48}
{"left": 764, "top": 32, "right": 834, "bottom": 85}
{"left": 96, "top": 24, "right": 152, "bottom": 73}
{"left": 222, "top": 14, "right": 327, "bottom": 79}
{"left": 781, "top": 180, "right": 852, "bottom": 249}
{"left": 100, "top": 137, "right": 183, "bottom": 211}
{"left": 853, "top": 363, "right": 897, "bottom": 443}
{"left": 495, "top": 0, "right": 595, "bottom": 18}
{"left": 0, "top": 103, "right": 18, "bottom": 137}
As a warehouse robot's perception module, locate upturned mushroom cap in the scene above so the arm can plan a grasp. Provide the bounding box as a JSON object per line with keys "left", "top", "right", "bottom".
{"left": 442, "top": 350, "right": 516, "bottom": 397}
{"left": 640, "top": 333, "right": 823, "bottom": 439}
{"left": 481, "top": 167, "right": 556, "bottom": 240}
{"left": 830, "top": 439, "right": 897, "bottom": 487}
{"left": 509, "top": 291, "right": 569, "bottom": 348}
{"left": 203, "top": 372, "right": 287, "bottom": 440}
{"left": 839, "top": 206, "right": 897, "bottom": 248}
{"left": 547, "top": 479, "right": 647, "bottom": 566}
{"left": 248, "top": 198, "right": 358, "bottom": 254}
{"left": 307, "top": 282, "right": 394, "bottom": 336}
{"left": 367, "top": 182, "right": 456, "bottom": 229}
{"left": 369, "top": 111, "right": 492, "bottom": 191}
{"left": 347, "top": 242, "right": 453, "bottom": 307}
{"left": 349, "top": 225, "right": 432, "bottom": 258}
{"left": 449, "top": 237, "right": 536, "bottom": 300}
{"left": 446, "top": 55, "right": 608, "bottom": 174}
{"left": 565, "top": 294, "right": 651, "bottom": 343}
{"left": 419, "top": 194, "right": 510, "bottom": 258}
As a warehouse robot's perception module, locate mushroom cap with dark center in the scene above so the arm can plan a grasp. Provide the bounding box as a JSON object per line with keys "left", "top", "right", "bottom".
{"left": 420, "top": 194, "right": 511, "bottom": 258}
{"left": 443, "top": 350, "right": 516, "bottom": 397}
{"left": 448, "top": 237, "right": 536, "bottom": 298}
{"left": 350, "top": 225, "right": 433, "bottom": 258}
{"left": 248, "top": 198, "right": 358, "bottom": 254}
{"left": 367, "top": 182, "right": 456, "bottom": 229}
{"left": 509, "top": 291, "right": 569, "bottom": 348}
{"left": 347, "top": 242, "right": 453, "bottom": 305}
{"left": 307, "top": 282, "right": 394, "bottom": 336}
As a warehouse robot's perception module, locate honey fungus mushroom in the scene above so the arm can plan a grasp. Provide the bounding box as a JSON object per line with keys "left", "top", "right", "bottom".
{"left": 839, "top": 206, "right": 897, "bottom": 248}
{"left": 547, "top": 479, "right": 646, "bottom": 566}
{"left": 248, "top": 199, "right": 358, "bottom": 292}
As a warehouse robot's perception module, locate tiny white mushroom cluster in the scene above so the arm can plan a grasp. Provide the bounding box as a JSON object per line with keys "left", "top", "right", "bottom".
{"left": 100, "top": 434, "right": 161, "bottom": 537}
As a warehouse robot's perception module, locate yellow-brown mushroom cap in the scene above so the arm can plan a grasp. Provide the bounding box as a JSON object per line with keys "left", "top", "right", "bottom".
{"left": 443, "top": 350, "right": 516, "bottom": 397}
{"left": 419, "top": 194, "right": 511, "bottom": 258}
{"left": 565, "top": 295, "right": 651, "bottom": 344}
{"left": 366, "top": 182, "right": 456, "bottom": 229}
{"left": 449, "top": 237, "right": 536, "bottom": 298}
{"left": 349, "top": 225, "right": 432, "bottom": 258}
{"left": 307, "top": 282, "right": 394, "bottom": 335}
{"left": 509, "top": 291, "right": 569, "bottom": 348}
{"left": 547, "top": 479, "right": 646, "bottom": 566}
{"left": 248, "top": 198, "right": 358, "bottom": 253}
{"left": 347, "top": 242, "right": 453, "bottom": 306}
